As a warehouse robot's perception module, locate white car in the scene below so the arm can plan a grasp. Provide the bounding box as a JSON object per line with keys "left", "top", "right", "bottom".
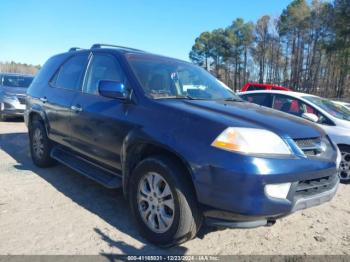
{"left": 239, "top": 90, "right": 350, "bottom": 182}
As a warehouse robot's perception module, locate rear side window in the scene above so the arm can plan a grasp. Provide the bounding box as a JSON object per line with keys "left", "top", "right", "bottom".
{"left": 241, "top": 93, "right": 271, "bottom": 107}
{"left": 51, "top": 54, "right": 88, "bottom": 91}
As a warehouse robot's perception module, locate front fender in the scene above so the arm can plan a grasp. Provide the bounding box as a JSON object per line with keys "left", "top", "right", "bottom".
{"left": 120, "top": 127, "right": 193, "bottom": 198}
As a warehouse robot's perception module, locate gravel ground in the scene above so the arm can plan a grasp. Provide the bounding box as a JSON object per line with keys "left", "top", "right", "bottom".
{"left": 0, "top": 120, "right": 349, "bottom": 255}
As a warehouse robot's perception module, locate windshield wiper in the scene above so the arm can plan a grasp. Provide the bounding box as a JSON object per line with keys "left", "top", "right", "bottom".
{"left": 153, "top": 95, "right": 195, "bottom": 100}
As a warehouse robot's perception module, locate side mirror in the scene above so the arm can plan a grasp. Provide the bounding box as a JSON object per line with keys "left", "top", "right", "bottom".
{"left": 98, "top": 80, "right": 128, "bottom": 99}
{"left": 302, "top": 112, "right": 319, "bottom": 123}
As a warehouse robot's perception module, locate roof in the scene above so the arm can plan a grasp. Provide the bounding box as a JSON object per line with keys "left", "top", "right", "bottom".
{"left": 64, "top": 43, "right": 190, "bottom": 64}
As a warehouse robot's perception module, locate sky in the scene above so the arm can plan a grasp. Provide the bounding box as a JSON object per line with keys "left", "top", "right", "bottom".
{"left": 0, "top": 0, "right": 292, "bottom": 65}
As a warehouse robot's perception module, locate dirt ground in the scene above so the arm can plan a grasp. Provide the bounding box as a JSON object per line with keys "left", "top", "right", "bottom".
{"left": 0, "top": 120, "right": 349, "bottom": 255}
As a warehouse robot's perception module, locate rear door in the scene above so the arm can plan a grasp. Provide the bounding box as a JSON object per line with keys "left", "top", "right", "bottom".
{"left": 69, "top": 52, "right": 132, "bottom": 170}
{"left": 44, "top": 53, "right": 89, "bottom": 146}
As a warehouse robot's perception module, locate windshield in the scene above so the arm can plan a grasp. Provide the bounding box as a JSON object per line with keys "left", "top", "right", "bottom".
{"left": 126, "top": 54, "right": 239, "bottom": 100}
{"left": 1, "top": 75, "right": 33, "bottom": 88}
{"left": 303, "top": 96, "right": 350, "bottom": 121}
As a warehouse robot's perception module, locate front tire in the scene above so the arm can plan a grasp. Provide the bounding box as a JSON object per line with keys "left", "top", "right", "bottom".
{"left": 29, "top": 120, "right": 55, "bottom": 167}
{"left": 339, "top": 145, "right": 350, "bottom": 182}
{"left": 128, "top": 156, "right": 202, "bottom": 246}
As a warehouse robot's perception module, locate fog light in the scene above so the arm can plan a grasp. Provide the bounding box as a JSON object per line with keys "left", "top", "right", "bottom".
{"left": 265, "top": 183, "right": 291, "bottom": 199}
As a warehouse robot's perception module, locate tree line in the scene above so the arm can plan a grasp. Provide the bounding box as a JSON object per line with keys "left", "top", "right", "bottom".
{"left": 0, "top": 61, "right": 40, "bottom": 75}
{"left": 189, "top": 0, "right": 350, "bottom": 98}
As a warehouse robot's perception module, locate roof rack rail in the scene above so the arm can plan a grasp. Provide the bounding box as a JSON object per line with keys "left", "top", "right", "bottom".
{"left": 90, "top": 43, "right": 144, "bottom": 52}
{"left": 69, "top": 47, "right": 84, "bottom": 52}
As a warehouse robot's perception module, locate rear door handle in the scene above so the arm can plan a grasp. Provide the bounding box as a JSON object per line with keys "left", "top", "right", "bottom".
{"left": 40, "top": 97, "right": 47, "bottom": 103}
{"left": 71, "top": 105, "right": 83, "bottom": 112}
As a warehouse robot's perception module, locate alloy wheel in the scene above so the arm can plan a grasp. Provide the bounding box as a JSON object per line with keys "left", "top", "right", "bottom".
{"left": 137, "top": 172, "right": 175, "bottom": 233}
{"left": 32, "top": 128, "right": 44, "bottom": 159}
{"left": 340, "top": 151, "right": 350, "bottom": 181}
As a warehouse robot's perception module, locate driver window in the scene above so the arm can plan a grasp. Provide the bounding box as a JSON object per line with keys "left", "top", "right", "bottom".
{"left": 83, "top": 54, "right": 126, "bottom": 95}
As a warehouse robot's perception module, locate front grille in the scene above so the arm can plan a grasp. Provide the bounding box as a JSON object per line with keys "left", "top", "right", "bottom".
{"left": 17, "top": 96, "right": 26, "bottom": 104}
{"left": 294, "top": 137, "right": 328, "bottom": 157}
{"left": 295, "top": 174, "right": 338, "bottom": 198}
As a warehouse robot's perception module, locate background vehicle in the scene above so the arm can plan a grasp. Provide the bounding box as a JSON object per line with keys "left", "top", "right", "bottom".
{"left": 241, "top": 82, "right": 290, "bottom": 92}
{"left": 240, "top": 90, "right": 350, "bottom": 182}
{"left": 25, "top": 44, "right": 339, "bottom": 246}
{"left": 0, "top": 73, "right": 34, "bottom": 121}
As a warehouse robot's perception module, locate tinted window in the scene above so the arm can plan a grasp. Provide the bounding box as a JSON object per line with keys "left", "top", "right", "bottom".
{"left": 83, "top": 54, "right": 126, "bottom": 94}
{"left": 1, "top": 75, "right": 33, "bottom": 88}
{"left": 247, "top": 85, "right": 264, "bottom": 91}
{"left": 241, "top": 93, "right": 271, "bottom": 107}
{"left": 127, "top": 54, "right": 238, "bottom": 100}
{"left": 52, "top": 54, "right": 88, "bottom": 90}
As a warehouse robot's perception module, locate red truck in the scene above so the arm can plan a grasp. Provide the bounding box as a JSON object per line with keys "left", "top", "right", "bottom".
{"left": 241, "top": 82, "right": 290, "bottom": 92}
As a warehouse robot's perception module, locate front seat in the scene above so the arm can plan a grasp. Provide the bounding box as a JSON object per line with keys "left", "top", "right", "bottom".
{"left": 148, "top": 74, "right": 168, "bottom": 94}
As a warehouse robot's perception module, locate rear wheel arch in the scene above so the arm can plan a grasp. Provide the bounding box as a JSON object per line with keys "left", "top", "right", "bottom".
{"left": 122, "top": 142, "right": 197, "bottom": 201}
{"left": 28, "top": 110, "right": 49, "bottom": 135}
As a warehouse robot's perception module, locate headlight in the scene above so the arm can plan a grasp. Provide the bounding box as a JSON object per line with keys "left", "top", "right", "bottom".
{"left": 211, "top": 127, "right": 292, "bottom": 155}
{"left": 265, "top": 183, "right": 291, "bottom": 199}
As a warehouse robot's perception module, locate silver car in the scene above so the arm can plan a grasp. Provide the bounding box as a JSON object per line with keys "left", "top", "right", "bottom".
{"left": 0, "top": 73, "right": 34, "bottom": 121}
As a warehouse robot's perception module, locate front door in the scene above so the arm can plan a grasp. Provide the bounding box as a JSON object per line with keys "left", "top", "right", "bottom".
{"left": 69, "top": 52, "right": 132, "bottom": 170}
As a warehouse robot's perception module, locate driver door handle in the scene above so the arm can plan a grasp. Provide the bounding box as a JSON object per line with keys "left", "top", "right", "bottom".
{"left": 71, "top": 105, "right": 83, "bottom": 112}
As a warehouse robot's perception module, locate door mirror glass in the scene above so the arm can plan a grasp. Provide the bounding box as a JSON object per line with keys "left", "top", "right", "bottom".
{"left": 302, "top": 112, "right": 319, "bottom": 123}
{"left": 98, "top": 80, "right": 127, "bottom": 99}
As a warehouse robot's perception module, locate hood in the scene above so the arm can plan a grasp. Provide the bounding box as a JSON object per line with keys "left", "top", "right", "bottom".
{"left": 333, "top": 117, "right": 350, "bottom": 129}
{"left": 160, "top": 99, "right": 324, "bottom": 139}
{"left": 0, "top": 86, "right": 27, "bottom": 96}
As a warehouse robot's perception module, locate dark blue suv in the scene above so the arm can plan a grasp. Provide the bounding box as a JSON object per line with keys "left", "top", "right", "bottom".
{"left": 25, "top": 44, "right": 340, "bottom": 246}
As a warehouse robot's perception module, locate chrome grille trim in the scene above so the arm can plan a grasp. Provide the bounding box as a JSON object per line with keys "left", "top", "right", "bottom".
{"left": 294, "top": 137, "right": 323, "bottom": 156}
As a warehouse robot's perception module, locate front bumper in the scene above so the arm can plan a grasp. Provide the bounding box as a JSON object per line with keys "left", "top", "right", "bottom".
{"left": 203, "top": 173, "right": 339, "bottom": 228}
{"left": 190, "top": 146, "right": 339, "bottom": 228}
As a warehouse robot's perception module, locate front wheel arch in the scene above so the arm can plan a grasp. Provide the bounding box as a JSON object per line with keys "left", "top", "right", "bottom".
{"left": 122, "top": 142, "right": 197, "bottom": 202}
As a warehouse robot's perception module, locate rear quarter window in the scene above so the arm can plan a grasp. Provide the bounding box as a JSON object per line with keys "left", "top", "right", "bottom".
{"left": 27, "top": 54, "right": 68, "bottom": 96}
{"left": 50, "top": 54, "right": 88, "bottom": 91}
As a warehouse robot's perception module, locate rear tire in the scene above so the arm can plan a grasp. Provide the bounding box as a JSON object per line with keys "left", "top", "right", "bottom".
{"left": 29, "top": 120, "right": 55, "bottom": 167}
{"left": 339, "top": 145, "right": 350, "bottom": 182}
{"left": 128, "top": 156, "right": 202, "bottom": 246}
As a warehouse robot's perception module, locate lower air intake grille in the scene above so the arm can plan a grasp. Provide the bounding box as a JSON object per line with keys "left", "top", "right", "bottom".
{"left": 295, "top": 174, "right": 338, "bottom": 198}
